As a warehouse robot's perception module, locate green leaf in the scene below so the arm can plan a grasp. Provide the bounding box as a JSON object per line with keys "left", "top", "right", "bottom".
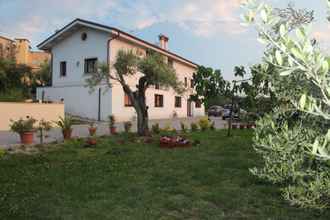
{"left": 296, "top": 28, "right": 305, "bottom": 41}
{"left": 322, "top": 60, "right": 329, "bottom": 74}
{"left": 291, "top": 48, "right": 304, "bottom": 61}
{"left": 280, "top": 24, "right": 286, "bottom": 37}
{"left": 280, "top": 69, "right": 293, "bottom": 76}
{"left": 275, "top": 50, "right": 283, "bottom": 65}
{"left": 299, "top": 94, "right": 307, "bottom": 110}
{"left": 260, "top": 9, "right": 268, "bottom": 22}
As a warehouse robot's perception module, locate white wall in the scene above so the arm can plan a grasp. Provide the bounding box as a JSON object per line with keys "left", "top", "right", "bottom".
{"left": 0, "top": 102, "right": 64, "bottom": 131}
{"left": 51, "top": 27, "right": 109, "bottom": 87}
{"left": 37, "top": 85, "right": 112, "bottom": 121}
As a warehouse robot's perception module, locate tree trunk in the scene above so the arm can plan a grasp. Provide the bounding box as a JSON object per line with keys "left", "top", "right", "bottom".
{"left": 134, "top": 95, "right": 149, "bottom": 136}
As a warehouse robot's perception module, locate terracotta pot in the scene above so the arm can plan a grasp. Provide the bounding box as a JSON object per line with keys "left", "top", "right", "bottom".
{"left": 240, "top": 124, "right": 245, "bottom": 129}
{"left": 87, "top": 138, "right": 97, "bottom": 146}
{"left": 62, "top": 129, "right": 72, "bottom": 140}
{"left": 247, "top": 124, "right": 253, "bottom": 129}
{"left": 20, "top": 132, "right": 34, "bottom": 145}
{"left": 88, "top": 127, "right": 97, "bottom": 136}
{"left": 110, "top": 126, "right": 117, "bottom": 135}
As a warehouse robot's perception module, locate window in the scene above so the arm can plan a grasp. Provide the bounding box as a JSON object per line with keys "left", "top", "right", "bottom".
{"left": 60, "top": 61, "right": 66, "bottom": 77}
{"left": 175, "top": 96, "right": 182, "bottom": 108}
{"left": 190, "top": 79, "right": 194, "bottom": 88}
{"left": 84, "top": 58, "right": 97, "bottom": 74}
{"left": 195, "top": 100, "right": 202, "bottom": 108}
{"left": 155, "top": 94, "right": 164, "bottom": 107}
{"left": 184, "top": 77, "right": 188, "bottom": 87}
{"left": 124, "top": 93, "right": 133, "bottom": 107}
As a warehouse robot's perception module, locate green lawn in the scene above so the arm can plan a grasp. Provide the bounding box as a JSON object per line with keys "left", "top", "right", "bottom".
{"left": 0, "top": 130, "right": 329, "bottom": 219}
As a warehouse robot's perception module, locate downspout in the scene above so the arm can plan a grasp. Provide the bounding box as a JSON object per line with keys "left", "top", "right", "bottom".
{"left": 98, "top": 31, "right": 120, "bottom": 121}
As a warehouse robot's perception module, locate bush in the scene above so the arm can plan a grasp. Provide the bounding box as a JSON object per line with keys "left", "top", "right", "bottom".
{"left": 108, "top": 115, "right": 116, "bottom": 128}
{"left": 180, "top": 122, "right": 188, "bottom": 133}
{"left": 0, "top": 148, "right": 6, "bottom": 158}
{"left": 0, "top": 88, "right": 27, "bottom": 102}
{"left": 210, "top": 122, "right": 216, "bottom": 130}
{"left": 198, "top": 117, "right": 210, "bottom": 131}
{"left": 124, "top": 121, "right": 132, "bottom": 133}
{"left": 190, "top": 122, "right": 199, "bottom": 132}
{"left": 151, "top": 123, "right": 160, "bottom": 134}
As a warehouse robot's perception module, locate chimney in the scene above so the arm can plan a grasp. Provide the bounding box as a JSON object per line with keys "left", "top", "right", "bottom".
{"left": 159, "top": 34, "right": 169, "bottom": 50}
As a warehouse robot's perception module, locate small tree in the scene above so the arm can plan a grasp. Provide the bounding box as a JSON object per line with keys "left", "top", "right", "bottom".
{"left": 192, "top": 66, "right": 229, "bottom": 108}
{"left": 86, "top": 49, "right": 184, "bottom": 136}
{"left": 242, "top": 0, "right": 330, "bottom": 209}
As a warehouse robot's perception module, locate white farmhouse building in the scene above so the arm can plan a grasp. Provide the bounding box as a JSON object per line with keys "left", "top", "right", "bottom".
{"left": 37, "top": 19, "right": 205, "bottom": 121}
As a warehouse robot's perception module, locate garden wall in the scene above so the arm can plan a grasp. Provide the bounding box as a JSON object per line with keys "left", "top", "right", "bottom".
{"left": 0, "top": 102, "right": 64, "bottom": 131}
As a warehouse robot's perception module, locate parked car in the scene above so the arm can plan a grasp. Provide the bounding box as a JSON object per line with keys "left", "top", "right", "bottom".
{"left": 208, "top": 106, "right": 224, "bottom": 117}
{"left": 222, "top": 108, "right": 239, "bottom": 120}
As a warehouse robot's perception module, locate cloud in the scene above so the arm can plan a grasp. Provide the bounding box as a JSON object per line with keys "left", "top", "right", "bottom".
{"left": 0, "top": 0, "right": 118, "bottom": 44}
{"left": 131, "top": 0, "right": 247, "bottom": 37}
{"left": 0, "top": 0, "right": 247, "bottom": 46}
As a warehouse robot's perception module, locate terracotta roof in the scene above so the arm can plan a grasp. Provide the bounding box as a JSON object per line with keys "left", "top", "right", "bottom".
{"left": 38, "top": 18, "right": 198, "bottom": 68}
{"left": 0, "top": 35, "right": 14, "bottom": 42}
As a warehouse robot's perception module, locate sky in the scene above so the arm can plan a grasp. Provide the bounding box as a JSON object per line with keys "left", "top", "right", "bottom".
{"left": 1, "top": 0, "right": 330, "bottom": 80}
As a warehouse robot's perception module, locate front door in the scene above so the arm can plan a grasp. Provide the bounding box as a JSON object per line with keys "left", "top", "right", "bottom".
{"left": 187, "top": 100, "right": 192, "bottom": 117}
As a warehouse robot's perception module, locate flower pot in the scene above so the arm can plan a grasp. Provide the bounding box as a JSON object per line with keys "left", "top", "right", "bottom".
{"left": 88, "top": 127, "right": 97, "bottom": 136}
{"left": 62, "top": 129, "right": 72, "bottom": 140}
{"left": 239, "top": 124, "right": 245, "bottom": 129}
{"left": 87, "top": 138, "right": 97, "bottom": 146}
{"left": 247, "top": 124, "right": 253, "bottom": 129}
{"left": 110, "top": 126, "right": 117, "bottom": 135}
{"left": 20, "top": 131, "right": 34, "bottom": 145}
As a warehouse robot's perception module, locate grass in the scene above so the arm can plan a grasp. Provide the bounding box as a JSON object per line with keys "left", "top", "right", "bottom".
{"left": 0, "top": 130, "right": 329, "bottom": 219}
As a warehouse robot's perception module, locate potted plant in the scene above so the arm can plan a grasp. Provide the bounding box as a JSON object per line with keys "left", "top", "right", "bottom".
{"left": 55, "top": 116, "right": 74, "bottom": 140}
{"left": 88, "top": 122, "right": 97, "bottom": 136}
{"left": 124, "top": 121, "right": 132, "bottom": 133}
{"left": 37, "top": 119, "right": 53, "bottom": 145}
{"left": 108, "top": 115, "right": 116, "bottom": 134}
{"left": 10, "top": 117, "right": 37, "bottom": 145}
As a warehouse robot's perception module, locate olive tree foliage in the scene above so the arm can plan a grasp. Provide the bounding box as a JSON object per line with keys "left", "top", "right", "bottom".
{"left": 242, "top": 0, "right": 330, "bottom": 209}
{"left": 86, "top": 49, "right": 183, "bottom": 136}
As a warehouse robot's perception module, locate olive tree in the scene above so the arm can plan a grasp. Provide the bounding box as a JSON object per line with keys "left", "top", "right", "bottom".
{"left": 86, "top": 49, "right": 184, "bottom": 136}
{"left": 242, "top": 0, "right": 330, "bottom": 209}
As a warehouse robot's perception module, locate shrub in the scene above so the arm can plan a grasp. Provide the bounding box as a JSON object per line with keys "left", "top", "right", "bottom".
{"left": 10, "top": 116, "right": 37, "bottom": 134}
{"left": 161, "top": 123, "right": 173, "bottom": 132}
{"left": 198, "top": 117, "right": 210, "bottom": 131}
{"left": 124, "top": 121, "right": 132, "bottom": 133}
{"left": 108, "top": 115, "right": 116, "bottom": 128}
{"left": 190, "top": 122, "right": 199, "bottom": 132}
{"left": 0, "top": 148, "right": 6, "bottom": 158}
{"left": 180, "top": 122, "right": 188, "bottom": 133}
{"left": 242, "top": 0, "right": 330, "bottom": 209}
{"left": 151, "top": 123, "right": 160, "bottom": 134}
{"left": 210, "top": 122, "right": 216, "bottom": 130}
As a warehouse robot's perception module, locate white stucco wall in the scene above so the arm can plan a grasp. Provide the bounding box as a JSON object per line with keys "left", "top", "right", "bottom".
{"left": 51, "top": 27, "right": 109, "bottom": 87}
{"left": 36, "top": 85, "right": 112, "bottom": 121}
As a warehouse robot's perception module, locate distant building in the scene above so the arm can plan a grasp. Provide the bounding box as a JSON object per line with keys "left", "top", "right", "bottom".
{"left": 0, "top": 36, "right": 50, "bottom": 71}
